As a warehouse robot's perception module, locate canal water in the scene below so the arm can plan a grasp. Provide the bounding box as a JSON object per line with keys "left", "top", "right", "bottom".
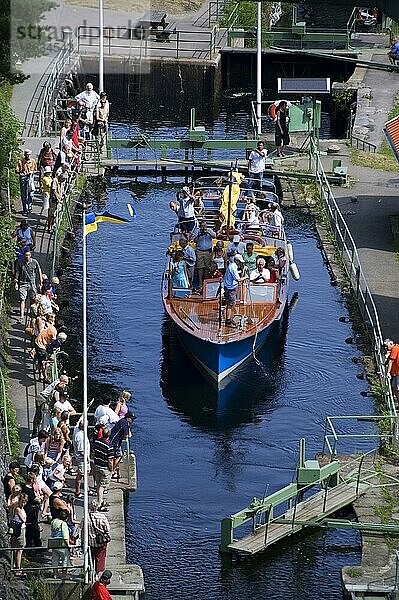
{"left": 62, "top": 106, "right": 376, "bottom": 599}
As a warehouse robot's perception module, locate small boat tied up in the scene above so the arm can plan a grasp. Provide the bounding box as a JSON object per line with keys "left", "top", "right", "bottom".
{"left": 161, "top": 171, "right": 300, "bottom": 382}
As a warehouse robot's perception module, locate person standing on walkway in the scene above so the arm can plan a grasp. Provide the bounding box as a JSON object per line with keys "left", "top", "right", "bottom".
{"left": 384, "top": 339, "right": 399, "bottom": 403}
{"left": 16, "top": 149, "right": 37, "bottom": 215}
{"left": 12, "top": 219, "right": 36, "bottom": 250}
{"left": 50, "top": 508, "right": 72, "bottom": 575}
{"left": 84, "top": 500, "right": 111, "bottom": 579}
{"left": 109, "top": 412, "right": 136, "bottom": 474}
{"left": 388, "top": 37, "right": 399, "bottom": 65}
{"left": 15, "top": 251, "right": 43, "bottom": 323}
{"left": 275, "top": 101, "right": 290, "bottom": 157}
{"left": 8, "top": 492, "right": 28, "bottom": 576}
{"left": 92, "top": 427, "right": 114, "bottom": 510}
{"left": 247, "top": 141, "right": 268, "bottom": 191}
{"left": 91, "top": 569, "right": 113, "bottom": 600}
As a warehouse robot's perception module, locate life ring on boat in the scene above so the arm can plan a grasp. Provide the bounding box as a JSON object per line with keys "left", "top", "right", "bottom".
{"left": 242, "top": 234, "right": 266, "bottom": 247}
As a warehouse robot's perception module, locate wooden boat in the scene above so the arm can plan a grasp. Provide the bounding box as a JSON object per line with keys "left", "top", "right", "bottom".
{"left": 161, "top": 173, "right": 297, "bottom": 385}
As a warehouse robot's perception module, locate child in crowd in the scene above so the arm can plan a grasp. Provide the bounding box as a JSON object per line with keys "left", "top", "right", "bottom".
{"left": 41, "top": 166, "right": 52, "bottom": 213}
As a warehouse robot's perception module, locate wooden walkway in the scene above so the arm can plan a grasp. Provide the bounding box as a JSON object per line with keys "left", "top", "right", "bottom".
{"left": 227, "top": 481, "right": 370, "bottom": 556}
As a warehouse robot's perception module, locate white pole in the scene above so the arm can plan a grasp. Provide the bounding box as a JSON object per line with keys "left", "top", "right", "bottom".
{"left": 82, "top": 212, "right": 90, "bottom": 583}
{"left": 256, "top": 0, "right": 262, "bottom": 136}
{"left": 99, "top": 0, "right": 104, "bottom": 92}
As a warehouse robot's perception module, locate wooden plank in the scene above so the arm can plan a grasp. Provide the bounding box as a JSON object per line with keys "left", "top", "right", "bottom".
{"left": 228, "top": 482, "right": 369, "bottom": 555}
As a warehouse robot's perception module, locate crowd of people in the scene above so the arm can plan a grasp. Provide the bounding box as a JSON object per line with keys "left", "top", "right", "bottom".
{"left": 16, "top": 82, "right": 109, "bottom": 230}
{"left": 168, "top": 169, "right": 286, "bottom": 327}
{"left": 4, "top": 84, "right": 125, "bottom": 598}
{"left": 4, "top": 376, "right": 135, "bottom": 583}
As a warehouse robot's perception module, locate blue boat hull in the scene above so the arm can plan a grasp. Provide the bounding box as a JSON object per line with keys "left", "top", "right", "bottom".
{"left": 176, "top": 319, "right": 278, "bottom": 384}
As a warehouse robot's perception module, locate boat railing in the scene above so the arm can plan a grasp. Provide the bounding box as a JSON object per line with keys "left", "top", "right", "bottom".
{"left": 310, "top": 140, "right": 398, "bottom": 435}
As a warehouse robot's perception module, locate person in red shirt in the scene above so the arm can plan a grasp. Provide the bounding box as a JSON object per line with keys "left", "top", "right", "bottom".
{"left": 91, "top": 570, "right": 113, "bottom": 600}
{"left": 384, "top": 339, "right": 399, "bottom": 402}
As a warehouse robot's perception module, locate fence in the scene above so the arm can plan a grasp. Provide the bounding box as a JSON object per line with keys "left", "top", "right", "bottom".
{"left": 309, "top": 141, "right": 397, "bottom": 432}
{"left": 24, "top": 33, "right": 79, "bottom": 137}
{"left": 77, "top": 26, "right": 219, "bottom": 61}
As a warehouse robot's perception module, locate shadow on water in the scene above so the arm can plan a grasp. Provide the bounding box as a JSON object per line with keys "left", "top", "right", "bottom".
{"left": 160, "top": 306, "right": 292, "bottom": 431}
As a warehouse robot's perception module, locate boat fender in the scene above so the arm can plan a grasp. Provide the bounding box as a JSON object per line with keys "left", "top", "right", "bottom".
{"left": 289, "top": 262, "right": 300, "bottom": 281}
{"left": 287, "top": 243, "right": 294, "bottom": 262}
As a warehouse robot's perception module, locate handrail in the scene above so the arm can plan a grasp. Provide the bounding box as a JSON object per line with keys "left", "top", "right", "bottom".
{"left": 310, "top": 138, "right": 396, "bottom": 430}
{"left": 350, "top": 134, "right": 377, "bottom": 153}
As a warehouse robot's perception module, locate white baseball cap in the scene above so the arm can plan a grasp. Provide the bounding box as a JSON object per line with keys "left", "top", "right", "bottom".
{"left": 233, "top": 235, "right": 240, "bottom": 243}
{"left": 234, "top": 253, "right": 245, "bottom": 263}
{"left": 44, "top": 166, "right": 52, "bottom": 173}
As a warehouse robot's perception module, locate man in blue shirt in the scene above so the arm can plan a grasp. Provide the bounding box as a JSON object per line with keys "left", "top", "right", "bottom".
{"left": 388, "top": 38, "right": 399, "bottom": 64}
{"left": 223, "top": 253, "right": 248, "bottom": 327}
{"left": 109, "top": 412, "right": 136, "bottom": 473}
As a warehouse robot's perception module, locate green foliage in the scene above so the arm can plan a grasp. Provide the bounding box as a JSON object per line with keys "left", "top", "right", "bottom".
{"left": 27, "top": 577, "right": 52, "bottom": 600}
{"left": 0, "top": 367, "right": 20, "bottom": 458}
{"left": 0, "top": 83, "right": 23, "bottom": 198}
{"left": 0, "top": 0, "right": 56, "bottom": 81}
{"left": 347, "top": 567, "right": 362, "bottom": 578}
{"left": 220, "top": 1, "right": 257, "bottom": 29}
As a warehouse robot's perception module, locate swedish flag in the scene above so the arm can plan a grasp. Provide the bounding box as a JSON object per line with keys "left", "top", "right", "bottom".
{"left": 84, "top": 210, "right": 131, "bottom": 236}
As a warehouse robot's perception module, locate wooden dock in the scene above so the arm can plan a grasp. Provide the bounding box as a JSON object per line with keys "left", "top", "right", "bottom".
{"left": 227, "top": 481, "right": 370, "bottom": 556}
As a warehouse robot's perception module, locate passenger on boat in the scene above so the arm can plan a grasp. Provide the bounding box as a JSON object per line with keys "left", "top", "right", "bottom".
{"left": 242, "top": 198, "right": 260, "bottom": 226}
{"left": 247, "top": 141, "right": 268, "bottom": 192}
{"left": 213, "top": 240, "right": 226, "bottom": 275}
{"left": 194, "top": 221, "right": 216, "bottom": 287}
{"left": 194, "top": 196, "right": 205, "bottom": 217}
{"left": 269, "top": 202, "right": 284, "bottom": 235}
{"left": 265, "top": 257, "right": 278, "bottom": 282}
{"left": 206, "top": 261, "right": 223, "bottom": 281}
{"left": 249, "top": 258, "right": 270, "bottom": 284}
{"left": 223, "top": 253, "right": 248, "bottom": 328}
{"left": 179, "top": 237, "right": 196, "bottom": 284}
{"left": 273, "top": 247, "right": 287, "bottom": 273}
{"left": 243, "top": 242, "right": 258, "bottom": 272}
{"left": 171, "top": 250, "right": 189, "bottom": 288}
{"left": 226, "top": 234, "right": 245, "bottom": 256}
{"left": 175, "top": 186, "right": 197, "bottom": 233}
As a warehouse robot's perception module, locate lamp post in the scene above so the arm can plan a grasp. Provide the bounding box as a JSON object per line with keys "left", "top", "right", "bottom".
{"left": 82, "top": 212, "right": 90, "bottom": 583}
{"left": 256, "top": 0, "right": 262, "bottom": 136}
{"left": 99, "top": 0, "right": 104, "bottom": 91}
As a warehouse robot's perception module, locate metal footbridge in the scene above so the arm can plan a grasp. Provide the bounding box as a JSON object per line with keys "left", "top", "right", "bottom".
{"left": 220, "top": 439, "right": 399, "bottom": 557}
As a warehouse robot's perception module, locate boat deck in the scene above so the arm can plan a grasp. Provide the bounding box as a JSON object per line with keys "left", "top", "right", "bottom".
{"left": 167, "top": 296, "right": 277, "bottom": 341}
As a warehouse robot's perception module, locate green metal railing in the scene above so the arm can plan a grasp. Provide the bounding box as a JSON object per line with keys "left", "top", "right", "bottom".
{"left": 322, "top": 415, "right": 398, "bottom": 456}
{"left": 50, "top": 171, "right": 77, "bottom": 278}
{"left": 309, "top": 139, "right": 397, "bottom": 435}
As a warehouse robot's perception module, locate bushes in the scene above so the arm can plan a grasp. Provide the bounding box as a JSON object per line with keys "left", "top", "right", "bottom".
{"left": 0, "top": 83, "right": 23, "bottom": 199}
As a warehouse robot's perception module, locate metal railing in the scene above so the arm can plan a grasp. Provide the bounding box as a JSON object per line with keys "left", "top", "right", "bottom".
{"left": 25, "top": 33, "right": 79, "bottom": 137}
{"left": 208, "top": 0, "right": 233, "bottom": 26}
{"left": 77, "top": 26, "right": 219, "bottom": 60}
{"left": 322, "top": 415, "right": 397, "bottom": 456}
{"left": 309, "top": 141, "right": 397, "bottom": 429}
{"left": 50, "top": 169, "right": 78, "bottom": 278}
{"left": 350, "top": 134, "right": 377, "bottom": 153}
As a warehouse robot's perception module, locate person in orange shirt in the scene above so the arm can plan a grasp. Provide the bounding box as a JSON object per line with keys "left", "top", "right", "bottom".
{"left": 34, "top": 314, "right": 57, "bottom": 382}
{"left": 384, "top": 339, "right": 399, "bottom": 402}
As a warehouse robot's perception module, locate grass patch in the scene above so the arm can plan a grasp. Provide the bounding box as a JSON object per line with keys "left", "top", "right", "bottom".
{"left": 347, "top": 567, "right": 362, "bottom": 578}
{"left": 64, "top": 0, "right": 202, "bottom": 13}
{"left": 350, "top": 147, "right": 399, "bottom": 173}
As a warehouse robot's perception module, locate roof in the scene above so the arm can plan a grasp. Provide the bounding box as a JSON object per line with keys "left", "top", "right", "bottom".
{"left": 383, "top": 114, "right": 399, "bottom": 164}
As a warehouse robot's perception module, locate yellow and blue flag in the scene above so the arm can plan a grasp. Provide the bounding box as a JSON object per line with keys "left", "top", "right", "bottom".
{"left": 84, "top": 210, "right": 132, "bottom": 236}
